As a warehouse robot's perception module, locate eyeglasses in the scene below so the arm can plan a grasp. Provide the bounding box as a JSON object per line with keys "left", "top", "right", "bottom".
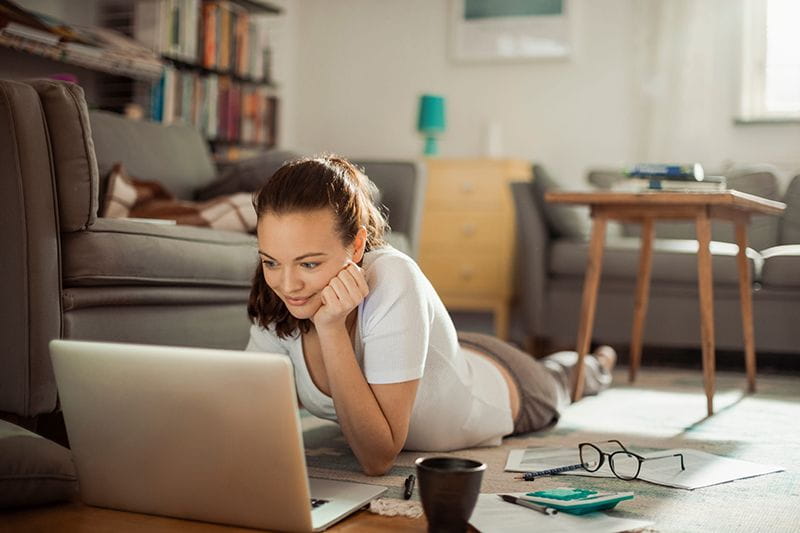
{"left": 578, "top": 439, "right": 685, "bottom": 481}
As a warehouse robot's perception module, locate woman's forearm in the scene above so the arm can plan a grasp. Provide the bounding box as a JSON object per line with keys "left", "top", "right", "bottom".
{"left": 317, "top": 326, "right": 401, "bottom": 475}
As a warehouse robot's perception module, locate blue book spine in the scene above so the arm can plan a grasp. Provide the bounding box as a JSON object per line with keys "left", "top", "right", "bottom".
{"left": 151, "top": 73, "right": 164, "bottom": 122}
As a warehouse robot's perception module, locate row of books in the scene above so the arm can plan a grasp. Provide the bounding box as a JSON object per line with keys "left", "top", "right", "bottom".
{"left": 134, "top": 0, "right": 273, "bottom": 81}
{"left": 151, "top": 68, "right": 276, "bottom": 146}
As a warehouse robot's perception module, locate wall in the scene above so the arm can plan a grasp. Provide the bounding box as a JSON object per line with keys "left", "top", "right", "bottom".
{"left": 286, "top": 0, "right": 800, "bottom": 188}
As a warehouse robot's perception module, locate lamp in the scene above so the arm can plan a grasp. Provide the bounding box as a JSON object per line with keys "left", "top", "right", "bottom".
{"left": 417, "top": 94, "right": 446, "bottom": 156}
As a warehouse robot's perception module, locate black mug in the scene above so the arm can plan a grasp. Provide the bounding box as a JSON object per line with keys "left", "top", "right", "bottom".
{"left": 415, "top": 456, "right": 486, "bottom": 533}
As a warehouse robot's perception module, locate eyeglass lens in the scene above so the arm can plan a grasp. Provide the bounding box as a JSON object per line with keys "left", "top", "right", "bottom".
{"left": 579, "top": 444, "right": 602, "bottom": 471}
{"left": 609, "top": 452, "right": 640, "bottom": 480}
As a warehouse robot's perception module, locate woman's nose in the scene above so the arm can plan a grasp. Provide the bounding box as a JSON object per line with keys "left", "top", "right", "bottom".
{"left": 280, "top": 268, "right": 303, "bottom": 293}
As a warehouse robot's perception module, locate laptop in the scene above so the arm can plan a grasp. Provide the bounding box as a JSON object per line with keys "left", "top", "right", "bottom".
{"left": 50, "top": 339, "right": 386, "bottom": 532}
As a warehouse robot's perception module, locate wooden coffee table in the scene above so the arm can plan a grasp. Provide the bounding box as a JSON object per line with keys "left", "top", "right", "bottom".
{"left": 545, "top": 190, "right": 786, "bottom": 415}
{"left": 2, "top": 497, "right": 430, "bottom": 532}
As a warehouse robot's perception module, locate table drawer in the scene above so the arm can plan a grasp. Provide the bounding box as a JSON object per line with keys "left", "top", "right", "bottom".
{"left": 419, "top": 251, "right": 509, "bottom": 297}
{"left": 425, "top": 169, "right": 512, "bottom": 211}
{"left": 420, "top": 211, "right": 513, "bottom": 248}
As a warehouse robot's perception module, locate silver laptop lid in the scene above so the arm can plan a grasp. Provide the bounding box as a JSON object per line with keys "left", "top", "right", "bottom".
{"left": 50, "top": 340, "right": 315, "bottom": 532}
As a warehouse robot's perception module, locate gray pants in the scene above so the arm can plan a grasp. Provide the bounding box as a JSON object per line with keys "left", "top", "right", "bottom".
{"left": 458, "top": 332, "right": 612, "bottom": 435}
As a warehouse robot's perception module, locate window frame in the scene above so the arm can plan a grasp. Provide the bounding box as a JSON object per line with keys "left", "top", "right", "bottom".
{"left": 738, "top": 0, "right": 800, "bottom": 123}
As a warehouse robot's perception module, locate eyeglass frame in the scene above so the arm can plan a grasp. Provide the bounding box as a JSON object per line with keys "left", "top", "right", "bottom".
{"left": 578, "top": 439, "right": 686, "bottom": 481}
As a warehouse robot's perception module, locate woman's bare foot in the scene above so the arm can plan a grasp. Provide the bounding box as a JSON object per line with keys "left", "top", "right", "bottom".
{"left": 590, "top": 345, "right": 617, "bottom": 374}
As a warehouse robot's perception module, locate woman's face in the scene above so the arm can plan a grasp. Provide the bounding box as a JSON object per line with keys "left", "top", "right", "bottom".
{"left": 257, "top": 208, "right": 363, "bottom": 320}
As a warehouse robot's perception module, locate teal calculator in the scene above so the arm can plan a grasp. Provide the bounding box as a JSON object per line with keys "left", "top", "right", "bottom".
{"left": 522, "top": 487, "right": 634, "bottom": 515}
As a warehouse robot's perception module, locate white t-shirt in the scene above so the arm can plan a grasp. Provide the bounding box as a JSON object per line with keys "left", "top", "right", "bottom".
{"left": 245, "top": 246, "right": 513, "bottom": 451}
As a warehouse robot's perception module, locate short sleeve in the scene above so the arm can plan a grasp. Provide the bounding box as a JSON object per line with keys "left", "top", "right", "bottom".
{"left": 246, "top": 323, "right": 290, "bottom": 355}
{"left": 360, "top": 254, "right": 432, "bottom": 383}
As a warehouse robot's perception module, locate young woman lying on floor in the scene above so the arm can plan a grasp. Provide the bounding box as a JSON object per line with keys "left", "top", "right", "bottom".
{"left": 245, "top": 155, "right": 616, "bottom": 475}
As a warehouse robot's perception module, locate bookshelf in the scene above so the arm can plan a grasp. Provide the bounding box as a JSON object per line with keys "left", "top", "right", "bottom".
{"left": 0, "top": 0, "right": 282, "bottom": 160}
{"left": 102, "top": 0, "right": 282, "bottom": 160}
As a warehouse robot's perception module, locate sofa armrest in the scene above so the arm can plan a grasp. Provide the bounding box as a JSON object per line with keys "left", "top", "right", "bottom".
{"left": 510, "top": 181, "right": 551, "bottom": 342}
{"left": 0, "top": 80, "right": 62, "bottom": 417}
{"left": 352, "top": 160, "right": 426, "bottom": 259}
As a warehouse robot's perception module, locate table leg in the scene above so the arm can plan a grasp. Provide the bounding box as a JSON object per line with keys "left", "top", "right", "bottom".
{"left": 735, "top": 219, "right": 757, "bottom": 393}
{"left": 573, "top": 215, "right": 607, "bottom": 401}
{"left": 629, "top": 218, "right": 655, "bottom": 383}
{"left": 696, "top": 211, "right": 716, "bottom": 416}
{"left": 494, "top": 302, "right": 509, "bottom": 341}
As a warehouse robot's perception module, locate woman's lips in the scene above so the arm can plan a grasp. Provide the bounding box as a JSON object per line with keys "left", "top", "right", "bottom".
{"left": 285, "top": 295, "right": 312, "bottom": 306}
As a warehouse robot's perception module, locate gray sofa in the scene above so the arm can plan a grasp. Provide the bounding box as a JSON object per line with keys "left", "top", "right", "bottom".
{"left": 511, "top": 164, "right": 800, "bottom": 356}
{"left": 0, "top": 79, "right": 425, "bottom": 422}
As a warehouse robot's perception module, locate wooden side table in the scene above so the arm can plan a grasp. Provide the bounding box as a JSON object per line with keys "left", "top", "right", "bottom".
{"left": 419, "top": 158, "right": 531, "bottom": 339}
{"left": 545, "top": 190, "right": 785, "bottom": 415}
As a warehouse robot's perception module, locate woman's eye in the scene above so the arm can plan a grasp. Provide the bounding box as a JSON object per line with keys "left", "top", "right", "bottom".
{"left": 300, "top": 262, "right": 320, "bottom": 269}
{"left": 262, "top": 260, "right": 278, "bottom": 269}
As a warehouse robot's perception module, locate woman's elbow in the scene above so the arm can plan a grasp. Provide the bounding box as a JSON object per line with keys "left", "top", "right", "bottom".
{"left": 359, "top": 451, "right": 398, "bottom": 476}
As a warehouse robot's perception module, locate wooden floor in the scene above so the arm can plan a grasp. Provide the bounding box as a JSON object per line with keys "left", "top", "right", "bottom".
{"left": 3, "top": 497, "right": 431, "bottom": 532}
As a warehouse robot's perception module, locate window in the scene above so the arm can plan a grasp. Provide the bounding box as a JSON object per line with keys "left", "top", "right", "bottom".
{"left": 740, "top": 0, "right": 800, "bottom": 121}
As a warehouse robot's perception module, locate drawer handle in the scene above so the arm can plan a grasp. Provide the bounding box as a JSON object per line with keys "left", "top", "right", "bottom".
{"left": 461, "top": 223, "right": 477, "bottom": 236}
{"left": 460, "top": 181, "right": 475, "bottom": 194}
{"left": 459, "top": 265, "right": 475, "bottom": 280}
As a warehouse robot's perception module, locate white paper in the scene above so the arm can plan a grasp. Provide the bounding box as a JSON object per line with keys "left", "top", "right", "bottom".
{"left": 505, "top": 447, "right": 783, "bottom": 490}
{"left": 469, "top": 493, "right": 653, "bottom": 533}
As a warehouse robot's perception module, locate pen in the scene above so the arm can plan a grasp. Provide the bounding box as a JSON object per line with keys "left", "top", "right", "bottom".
{"left": 403, "top": 474, "right": 415, "bottom": 500}
{"left": 499, "top": 494, "right": 558, "bottom": 516}
{"left": 514, "top": 463, "right": 585, "bottom": 481}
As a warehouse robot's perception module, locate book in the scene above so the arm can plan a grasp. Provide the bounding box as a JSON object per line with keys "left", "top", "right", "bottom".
{"left": 627, "top": 162, "right": 705, "bottom": 181}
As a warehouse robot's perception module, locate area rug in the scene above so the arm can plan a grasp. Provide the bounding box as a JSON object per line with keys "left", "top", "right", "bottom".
{"left": 301, "top": 367, "right": 800, "bottom": 532}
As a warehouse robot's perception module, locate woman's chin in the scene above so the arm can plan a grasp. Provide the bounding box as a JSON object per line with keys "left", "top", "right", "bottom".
{"left": 286, "top": 303, "right": 321, "bottom": 320}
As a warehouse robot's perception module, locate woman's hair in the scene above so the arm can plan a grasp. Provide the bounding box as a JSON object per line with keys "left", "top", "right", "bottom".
{"left": 247, "top": 155, "right": 388, "bottom": 338}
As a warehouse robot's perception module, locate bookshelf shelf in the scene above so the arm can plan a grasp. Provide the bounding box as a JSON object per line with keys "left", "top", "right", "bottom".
{"left": 163, "top": 55, "right": 276, "bottom": 87}
{"left": 0, "top": 30, "right": 163, "bottom": 81}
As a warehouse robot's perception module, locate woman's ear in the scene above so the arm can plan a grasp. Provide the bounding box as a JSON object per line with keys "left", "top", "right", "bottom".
{"left": 352, "top": 226, "right": 368, "bottom": 263}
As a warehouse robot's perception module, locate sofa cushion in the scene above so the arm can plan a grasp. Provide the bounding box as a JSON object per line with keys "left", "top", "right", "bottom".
{"left": 29, "top": 80, "right": 99, "bottom": 233}
{"left": 89, "top": 111, "right": 216, "bottom": 200}
{"left": 760, "top": 245, "right": 800, "bottom": 288}
{"left": 620, "top": 166, "right": 782, "bottom": 250}
{"left": 550, "top": 237, "right": 763, "bottom": 284}
{"left": 779, "top": 174, "right": 800, "bottom": 244}
{"left": 62, "top": 218, "right": 257, "bottom": 288}
{"left": 196, "top": 149, "right": 303, "bottom": 200}
{"left": 0, "top": 419, "right": 78, "bottom": 509}
{"left": 533, "top": 164, "right": 592, "bottom": 240}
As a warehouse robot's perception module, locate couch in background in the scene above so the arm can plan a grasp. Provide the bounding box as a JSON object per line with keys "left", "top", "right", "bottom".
{"left": 0, "top": 79, "right": 425, "bottom": 422}
{"left": 510, "top": 164, "right": 800, "bottom": 356}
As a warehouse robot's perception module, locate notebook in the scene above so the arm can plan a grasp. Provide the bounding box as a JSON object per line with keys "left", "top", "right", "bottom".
{"left": 50, "top": 339, "right": 386, "bottom": 531}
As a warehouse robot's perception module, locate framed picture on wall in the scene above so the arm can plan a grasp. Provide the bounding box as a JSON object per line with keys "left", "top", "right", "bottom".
{"left": 450, "top": 0, "right": 571, "bottom": 62}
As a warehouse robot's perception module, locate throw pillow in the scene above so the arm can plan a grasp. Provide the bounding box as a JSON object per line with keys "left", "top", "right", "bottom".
{"left": 101, "top": 163, "right": 257, "bottom": 233}
{"left": 0, "top": 419, "right": 78, "bottom": 509}
{"left": 532, "top": 164, "right": 592, "bottom": 240}
{"left": 780, "top": 174, "right": 800, "bottom": 245}
{"left": 196, "top": 149, "right": 304, "bottom": 200}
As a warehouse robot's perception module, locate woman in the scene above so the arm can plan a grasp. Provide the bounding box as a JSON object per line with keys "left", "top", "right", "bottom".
{"left": 246, "top": 155, "right": 615, "bottom": 476}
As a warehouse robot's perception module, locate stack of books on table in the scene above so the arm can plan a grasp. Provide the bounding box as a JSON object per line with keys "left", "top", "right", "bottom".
{"left": 616, "top": 163, "right": 727, "bottom": 192}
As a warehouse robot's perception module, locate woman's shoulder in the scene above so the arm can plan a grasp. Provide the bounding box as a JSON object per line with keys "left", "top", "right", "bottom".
{"left": 363, "top": 245, "right": 418, "bottom": 273}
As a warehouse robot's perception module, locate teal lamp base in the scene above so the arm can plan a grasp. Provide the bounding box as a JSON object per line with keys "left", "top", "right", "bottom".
{"left": 423, "top": 134, "right": 439, "bottom": 156}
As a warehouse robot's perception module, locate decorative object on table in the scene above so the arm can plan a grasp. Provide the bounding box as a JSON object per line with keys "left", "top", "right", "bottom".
{"left": 449, "top": 0, "right": 571, "bottom": 62}
{"left": 416, "top": 456, "right": 485, "bottom": 533}
{"left": 417, "top": 94, "right": 446, "bottom": 156}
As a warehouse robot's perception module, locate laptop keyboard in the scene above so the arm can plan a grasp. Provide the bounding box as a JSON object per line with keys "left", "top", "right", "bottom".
{"left": 310, "top": 498, "right": 329, "bottom": 509}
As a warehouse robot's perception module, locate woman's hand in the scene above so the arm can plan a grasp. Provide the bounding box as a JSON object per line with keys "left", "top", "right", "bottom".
{"left": 312, "top": 262, "right": 369, "bottom": 330}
